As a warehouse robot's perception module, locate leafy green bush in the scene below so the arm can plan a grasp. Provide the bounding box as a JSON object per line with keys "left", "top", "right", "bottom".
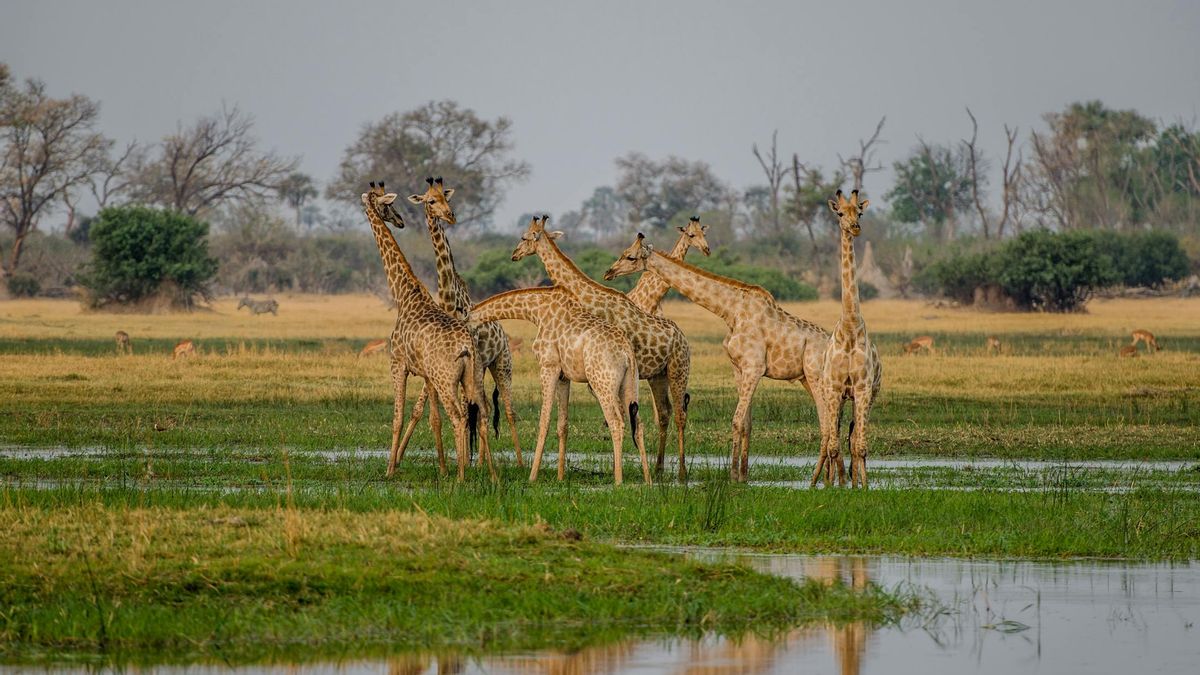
{"left": 1087, "top": 230, "right": 1190, "bottom": 288}
{"left": 913, "top": 250, "right": 994, "bottom": 304}
{"left": 460, "top": 248, "right": 545, "bottom": 298}
{"left": 6, "top": 273, "right": 40, "bottom": 297}
{"left": 81, "top": 206, "right": 218, "bottom": 310}
{"left": 994, "top": 230, "right": 1119, "bottom": 312}
{"left": 859, "top": 281, "right": 879, "bottom": 301}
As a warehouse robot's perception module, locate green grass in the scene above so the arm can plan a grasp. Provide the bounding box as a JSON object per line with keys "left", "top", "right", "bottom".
{"left": 0, "top": 503, "right": 913, "bottom": 666}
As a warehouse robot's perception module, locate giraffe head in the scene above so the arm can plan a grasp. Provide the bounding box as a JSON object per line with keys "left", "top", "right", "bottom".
{"left": 511, "top": 215, "right": 563, "bottom": 261}
{"left": 827, "top": 189, "right": 869, "bottom": 237}
{"left": 408, "top": 176, "right": 457, "bottom": 225}
{"left": 602, "top": 233, "right": 652, "bottom": 280}
{"left": 678, "top": 216, "right": 711, "bottom": 256}
{"left": 362, "top": 181, "right": 405, "bottom": 228}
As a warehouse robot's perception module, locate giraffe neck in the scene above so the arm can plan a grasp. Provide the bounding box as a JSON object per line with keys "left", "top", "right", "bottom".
{"left": 470, "top": 287, "right": 561, "bottom": 326}
{"left": 838, "top": 229, "right": 863, "bottom": 334}
{"left": 645, "top": 250, "right": 743, "bottom": 326}
{"left": 362, "top": 199, "right": 428, "bottom": 309}
{"left": 627, "top": 232, "right": 693, "bottom": 312}
{"left": 425, "top": 210, "right": 472, "bottom": 318}
{"left": 536, "top": 237, "right": 608, "bottom": 299}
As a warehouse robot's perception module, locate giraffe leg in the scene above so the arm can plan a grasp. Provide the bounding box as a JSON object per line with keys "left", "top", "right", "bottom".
{"left": 491, "top": 355, "right": 523, "bottom": 468}
{"left": 528, "top": 366, "right": 559, "bottom": 483}
{"left": 600, "top": 399, "right": 625, "bottom": 486}
{"left": 555, "top": 378, "right": 570, "bottom": 481}
{"left": 851, "top": 391, "right": 873, "bottom": 489}
{"left": 647, "top": 377, "right": 672, "bottom": 475}
{"left": 827, "top": 400, "right": 847, "bottom": 487}
{"left": 396, "top": 383, "right": 430, "bottom": 474}
{"left": 427, "top": 387, "right": 447, "bottom": 475}
{"left": 386, "top": 360, "right": 408, "bottom": 478}
{"left": 667, "top": 356, "right": 690, "bottom": 483}
{"left": 810, "top": 389, "right": 833, "bottom": 487}
{"left": 730, "top": 368, "right": 762, "bottom": 482}
{"left": 741, "top": 403, "right": 752, "bottom": 479}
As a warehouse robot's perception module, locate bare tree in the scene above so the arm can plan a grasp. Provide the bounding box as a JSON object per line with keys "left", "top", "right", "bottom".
{"left": 132, "top": 105, "right": 298, "bottom": 216}
{"left": 839, "top": 116, "right": 887, "bottom": 193}
{"left": 0, "top": 77, "right": 109, "bottom": 276}
{"left": 89, "top": 140, "right": 143, "bottom": 209}
{"left": 327, "top": 100, "right": 529, "bottom": 228}
{"left": 789, "top": 155, "right": 846, "bottom": 267}
{"left": 752, "top": 130, "right": 786, "bottom": 235}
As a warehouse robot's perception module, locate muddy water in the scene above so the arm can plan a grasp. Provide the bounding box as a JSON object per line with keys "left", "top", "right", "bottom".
{"left": 24, "top": 553, "right": 1194, "bottom": 674}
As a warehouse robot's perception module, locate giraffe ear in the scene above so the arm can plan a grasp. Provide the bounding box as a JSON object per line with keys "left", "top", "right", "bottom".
{"left": 701, "top": 223, "right": 709, "bottom": 233}
{"left": 378, "top": 193, "right": 398, "bottom": 205}
{"left": 407, "top": 194, "right": 424, "bottom": 205}
{"left": 676, "top": 225, "right": 686, "bottom": 233}
{"left": 442, "top": 188, "right": 455, "bottom": 200}
{"left": 547, "top": 230, "right": 565, "bottom": 240}
{"left": 858, "top": 199, "right": 870, "bottom": 211}
{"left": 828, "top": 199, "right": 839, "bottom": 214}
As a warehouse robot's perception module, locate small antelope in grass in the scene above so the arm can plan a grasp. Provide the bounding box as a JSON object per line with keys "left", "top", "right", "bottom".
{"left": 115, "top": 330, "right": 132, "bottom": 355}
{"left": 359, "top": 338, "right": 388, "bottom": 358}
{"left": 904, "top": 335, "right": 934, "bottom": 355}
{"left": 237, "top": 297, "right": 279, "bottom": 315}
{"left": 173, "top": 339, "right": 196, "bottom": 359}
{"left": 1130, "top": 329, "right": 1159, "bottom": 353}
{"left": 1119, "top": 345, "right": 1139, "bottom": 358}
{"left": 986, "top": 335, "right": 1002, "bottom": 354}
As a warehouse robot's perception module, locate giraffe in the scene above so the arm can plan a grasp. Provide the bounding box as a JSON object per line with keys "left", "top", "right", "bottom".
{"left": 603, "top": 233, "right": 831, "bottom": 482}
{"left": 361, "top": 181, "right": 494, "bottom": 482}
{"left": 513, "top": 216, "right": 693, "bottom": 480}
{"left": 468, "top": 286, "right": 650, "bottom": 485}
{"left": 407, "top": 176, "right": 523, "bottom": 466}
{"left": 811, "top": 189, "right": 882, "bottom": 488}
{"left": 625, "top": 216, "right": 711, "bottom": 316}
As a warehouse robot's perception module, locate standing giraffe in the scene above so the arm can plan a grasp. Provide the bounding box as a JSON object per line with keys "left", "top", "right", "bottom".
{"left": 361, "top": 181, "right": 494, "bottom": 482}
{"left": 469, "top": 286, "right": 650, "bottom": 485}
{"left": 513, "top": 216, "right": 693, "bottom": 480}
{"left": 405, "top": 177, "right": 522, "bottom": 466}
{"left": 625, "top": 216, "right": 711, "bottom": 316}
{"left": 603, "top": 233, "right": 830, "bottom": 482}
{"left": 812, "top": 189, "right": 882, "bottom": 488}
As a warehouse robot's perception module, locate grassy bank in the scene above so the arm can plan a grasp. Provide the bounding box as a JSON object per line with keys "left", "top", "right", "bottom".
{"left": 6, "top": 481, "right": 1198, "bottom": 560}
{"left": 0, "top": 504, "right": 910, "bottom": 665}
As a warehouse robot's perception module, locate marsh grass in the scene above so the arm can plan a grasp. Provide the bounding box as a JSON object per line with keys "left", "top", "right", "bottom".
{"left": 0, "top": 504, "right": 914, "bottom": 665}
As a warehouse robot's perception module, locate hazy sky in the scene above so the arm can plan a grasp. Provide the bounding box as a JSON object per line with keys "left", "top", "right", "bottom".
{"left": 5, "top": 0, "right": 1199, "bottom": 233}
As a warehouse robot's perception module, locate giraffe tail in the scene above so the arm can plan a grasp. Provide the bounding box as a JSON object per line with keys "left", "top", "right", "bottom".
{"left": 846, "top": 404, "right": 856, "bottom": 481}
{"left": 629, "top": 402, "right": 639, "bottom": 447}
{"left": 458, "top": 346, "right": 481, "bottom": 460}
{"left": 467, "top": 400, "right": 480, "bottom": 460}
{"left": 492, "top": 386, "right": 500, "bottom": 437}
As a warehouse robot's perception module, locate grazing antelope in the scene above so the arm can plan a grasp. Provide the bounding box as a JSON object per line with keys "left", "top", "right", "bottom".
{"left": 237, "top": 297, "right": 279, "bottom": 315}
{"left": 359, "top": 338, "right": 388, "bottom": 358}
{"left": 173, "top": 339, "right": 196, "bottom": 359}
{"left": 115, "top": 330, "right": 132, "bottom": 355}
{"left": 986, "top": 335, "right": 1001, "bottom": 354}
{"left": 1119, "top": 345, "right": 1139, "bottom": 358}
{"left": 904, "top": 335, "right": 934, "bottom": 355}
{"left": 1131, "top": 329, "right": 1159, "bottom": 353}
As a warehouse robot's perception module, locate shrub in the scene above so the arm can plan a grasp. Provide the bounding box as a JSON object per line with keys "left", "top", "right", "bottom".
{"left": 81, "top": 206, "right": 218, "bottom": 310}
{"left": 913, "top": 250, "right": 994, "bottom": 304}
{"left": 6, "top": 273, "right": 40, "bottom": 297}
{"left": 460, "top": 248, "right": 545, "bottom": 298}
{"left": 993, "top": 230, "right": 1118, "bottom": 312}
{"left": 858, "top": 281, "right": 879, "bottom": 301}
{"left": 1088, "top": 230, "right": 1190, "bottom": 288}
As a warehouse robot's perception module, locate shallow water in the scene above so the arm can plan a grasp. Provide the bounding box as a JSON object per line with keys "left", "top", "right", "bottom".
{"left": 15, "top": 553, "right": 1196, "bottom": 674}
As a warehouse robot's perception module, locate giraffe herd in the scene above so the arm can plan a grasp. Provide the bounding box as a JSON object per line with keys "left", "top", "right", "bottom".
{"left": 363, "top": 176, "right": 882, "bottom": 488}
